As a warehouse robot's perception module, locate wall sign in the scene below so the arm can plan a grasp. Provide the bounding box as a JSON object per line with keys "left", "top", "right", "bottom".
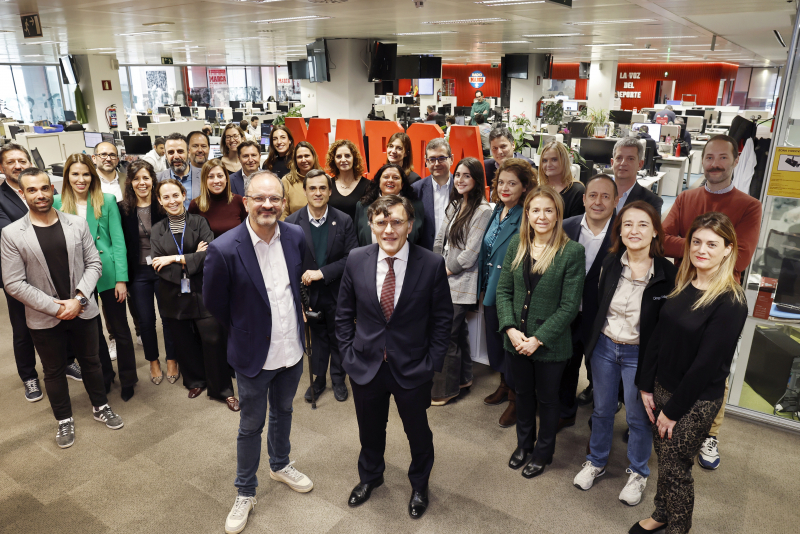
{"left": 208, "top": 68, "right": 228, "bottom": 86}
{"left": 618, "top": 71, "right": 642, "bottom": 99}
{"left": 469, "top": 70, "right": 486, "bottom": 89}
{"left": 101, "top": 80, "right": 112, "bottom": 91}
{"left": 21, "top": 13, "right": 43, "bottom": 38}
{"left": 161, "top": 57, "right": 173, "bottom": 65}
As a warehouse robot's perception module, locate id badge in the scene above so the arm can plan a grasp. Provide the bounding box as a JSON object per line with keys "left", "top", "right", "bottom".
{"left": 146, "top": 255, "right": 152, "bottom": 265}
{"left": 180, "top": 277, "right": 191, "bottom": 294}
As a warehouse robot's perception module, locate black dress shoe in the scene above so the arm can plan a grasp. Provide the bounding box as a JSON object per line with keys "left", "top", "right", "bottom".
{"left": 408, "top": 486, "right": 429, "bottom": 519}
{"left": 508, "top": 447, "right": 531, "bottom": 470}
{"left": 521, "top": 457, "right": 552, "bottom": 479}
{"left": 348, "top": 476, "right": 384, "bottom": 507}
{"left": 628, "top": 521, "right": 667, "bottom": 533}
{"left": 616, "top": 401, "right": 623, "bottom": 414}
{"left": 556, "top": 415, "right": 576, "bottom": 433}
{"left": 333, "top": 383, "right": 348, "bottom": 402}
{"left": 623, "top": 427, "right": 630, "bottom": 443}
{"left": 304, "top": 381, "right": 326, "bottom": 402}
{"left": 121, "top": 386, "right": 134, "bottom": 402}
{"left": 576, "top": 386, "right": 593, "bottom": 406}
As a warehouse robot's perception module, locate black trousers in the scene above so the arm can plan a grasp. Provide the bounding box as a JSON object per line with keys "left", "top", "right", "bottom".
{"left": 309, "top": 289, "right": 345, "bottom": 385}
{"left": 29, "top": 318, "right": 108, "bottom": 421}
{"left": 483, "top": 304, "right": 515, "bottom": 390}
{"left": 97, "top": 288, "right": 138, "bottom": 388}
{"left": 351, "top": 362, "right": 434, "bottom": 492}
{"left": 4, "top": 290, "right": 37, "bottom": 382}
{"left": 510, "top": 352, "right": 567, "bottom": 462}
{"left": 559, "top": 319, "right": 587, "bottom": 419}
{"left": 432, "top": 303, "right": 472, "bottom": 398}
{"left": 165, "top": 316, "right": 234, "bottom": 399}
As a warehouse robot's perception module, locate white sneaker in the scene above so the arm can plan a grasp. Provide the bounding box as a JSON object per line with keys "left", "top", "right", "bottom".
{"left": 225, "top": 495, "right": 256, "bottom": 534}
{"left": 573, "top": 461, "right": 605, "bottom": 491}
{"left": 108, "top": 339, "right": 117, "bottom": 361}
{"left": 269, "top": 461, "right": 314, "bottom": 493}
{"left": 698, "top": 436, "right": 720, "bottom": 469}
{"left": 619, "top": 468, "right": 648, "bottom": 506}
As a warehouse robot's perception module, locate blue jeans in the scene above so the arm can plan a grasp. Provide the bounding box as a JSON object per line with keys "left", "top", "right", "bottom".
{"left": 587, "top": 334, "right": 652, "bottom": 477}
{"left": 235, "top": 359, "right": 303, "bottom": 497}
{"left": 128, "top": 266, "right": 174, "bottom": 362}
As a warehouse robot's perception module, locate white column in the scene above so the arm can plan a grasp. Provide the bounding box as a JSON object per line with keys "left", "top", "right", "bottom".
{"left": 315, "top": 39, "right": 376, "bottom": 134}
{"left": 587, "top": 60, "right": 618, "bottom": 111}
{"left": 299, "top": 81, "right": 318, "bottom": 118}
{"left": 73, "top": 54, "right": 125, "bottom": 133}
{"left": 509, "top": 54, "right": 546, "bottom": 120}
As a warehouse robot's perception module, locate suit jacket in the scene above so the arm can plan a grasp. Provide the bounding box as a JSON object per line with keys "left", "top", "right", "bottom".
{"left": 118, "top": 200, "right": 167, "bottom": 281}
{"left": 623, "top": 182, "right": 663, "bottom": 216}
{"left": 563, "top": 213, "right": 615, "bottom": 345}
{"left": 0, "top": 180, "right": 29, "bottom": 289}
{"left": 477, "top": 204, "right": 523, "bottom": 307}
{"left": 483, "top": 154, "right": 535, "bottom": 187}
{"left": 353, "top": 198, "right": 425, "bottom": 248}
{"left": 335, "top": 243, "right": 453, "bottom": 389}
{"left": 285, "top": 205, "right": 358, "bottom": 308}
{"left": 1, "top": 210, "right": 102, "bottom": 329}
{"left": 412, "top": 175, "right": 453, "bottom": 251}
{"left": 53, "top": 193, "right": 128, "bottom": 293}
{"left": 203, "top": 220, "right": 307, "bottom": 378}
{"left": 157, "top": 165, "right": 203, "bottom": 204}
{"left": 229, "top": 169, "right": 245, "bottom": 197}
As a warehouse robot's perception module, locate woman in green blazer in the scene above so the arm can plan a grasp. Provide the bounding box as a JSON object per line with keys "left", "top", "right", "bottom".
{"left": 496, "top": 185, "right": 585, "bottom": 479}
{"left": 353, "top": 163, "right": 425, "bottom": 246}
{"left": 55, "top": 153, "right": 137, "bottom": 401}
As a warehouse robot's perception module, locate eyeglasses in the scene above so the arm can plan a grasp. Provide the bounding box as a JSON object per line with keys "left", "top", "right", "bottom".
{"left": 426, "top": 156, "right": 450, "bottom": 165}
{"left": 224, "top": 135, "right": 241, "bottom": 141}
{"left": 245, "top": 195, "right": 283, "bottom": 205}
{"left": 370, "top": 219, "right": 407, "bottom": 230}
{"left": 95, "top": 153, "right": 118, "bottom": 160}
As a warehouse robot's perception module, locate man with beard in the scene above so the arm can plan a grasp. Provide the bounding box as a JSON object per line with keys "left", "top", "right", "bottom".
{"left": 662, "top": 134, "right": 761, "bottom": 472}
{"left": 187, "top": 131, "right": 210, "bottom": 171}
{"left": 93, "top": 142, "right": 124, "bottom": 201}
{"left": 157, "top": 133, "right": 201, "bottom": 208}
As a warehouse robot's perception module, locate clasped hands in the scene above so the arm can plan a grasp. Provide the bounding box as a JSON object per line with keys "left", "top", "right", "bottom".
{"left": 506, "top": 327, "right": 541, "bottom": 357}
{"left": 641, "top": 391, "right": 676, "bottom": 439}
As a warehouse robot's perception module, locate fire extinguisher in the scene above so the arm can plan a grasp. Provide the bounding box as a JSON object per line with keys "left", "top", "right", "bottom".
{"left": 105, "top": 105, "right": 118, "bottom": 129}
{"left": 437, "top": 89, "right": 441, "bottom": 102}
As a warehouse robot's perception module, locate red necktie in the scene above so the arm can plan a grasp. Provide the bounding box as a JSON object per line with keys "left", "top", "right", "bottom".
{"left": 380, "top": 257, "right": 396, "bottom": 321}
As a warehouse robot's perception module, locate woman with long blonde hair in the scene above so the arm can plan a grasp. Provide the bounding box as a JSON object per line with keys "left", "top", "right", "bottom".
{"left": 495, "top": 185, "right": 585, "bottom": 479}
{"left": 633, "top": 212, "right": 747, "bottom": 534}
{"left": 538, "top": 140, "right": 585, "bottom": 219}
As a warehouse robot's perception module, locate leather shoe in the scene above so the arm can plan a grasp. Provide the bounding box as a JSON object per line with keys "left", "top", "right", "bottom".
{"left": 304, "top": 381, "right": 326, "bottom": 402}
{"left": 408, "top": 486, "right": 429, "bottom": 520}
{"left": 484, "top": 374, "right": 509, "bottom": 405}
{"left": 499, "top": 390, "right": 517, "bottom": 427}
{"left": 521, "top": 457, "right": 552, "bottom": 479}
{"left": 188, "top": 387, "right": 204, "bottom": 399}
{"left": 616, "top": 401, "right": 623, "bottom": 414}
{"left": 576, "top": 385, "right": 593, "bottom": 406}
{"left": 628, "top": 521, "right": 667, "bottom": 533}
{"left": 508, "top": 446, "right": 531, "bottom": 470}
{"left": 557, "top": 415, "right": 576, "bottom": 433}
{"left": 333, "top": 383, "right": 348, "bottom": 402}
{"left": 348, "top": 476, "right": 384, "bottom": 507}
{"left": 226, "top": 396, "right": 240, "bottom": 412}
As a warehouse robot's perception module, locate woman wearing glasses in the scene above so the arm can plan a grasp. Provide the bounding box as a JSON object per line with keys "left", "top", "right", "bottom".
{"left": 386, "top": 132, "right": 421, "bottom": 185}
{"left": 220, "top": 124, "right": 245, "bottom": 175}
{"left": 353, "top": 163, "right": 425, "bottom": 246}
{"left": 281, "top": 141, "right": 323, "bottom": 220}
{"left": 261, "top": 125, "right": 294, "bottom": 178}
{"left": 327, "top": 139, "right": 369, "bottom": 221}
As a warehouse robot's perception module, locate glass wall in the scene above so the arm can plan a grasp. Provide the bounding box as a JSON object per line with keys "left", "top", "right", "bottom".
{"left": 261, "top": 66, "right": 277, "bottom": 101}
{"left": 128, "top": 66, "right": 185, "bottom": 112}
{"left": 118, "top": 68, "right": 132, "bottom": 115}
{"left": 0, "top": 65, "right": 65, "bottom": 123}
{"left": 187, "top": 66, "right": 210, "bottom": 106}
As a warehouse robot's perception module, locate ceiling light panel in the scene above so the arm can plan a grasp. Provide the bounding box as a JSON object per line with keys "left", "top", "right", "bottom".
{"left": 566, "top": 19, "right": 655, "bottom": 25}
{"left": 423, "top": 18, "right": 509, "bottom": 24}
{"left": 251, "top": 16, "right": 332, "bottom": 23}
{"left": 392, "top": 31, "right": 457, "bottom": 35}
{"left": 522, "top": 33, "right": 582, "bottom": 37}
{"left": 634, "top": 36, "right": 697, "bottom": 40}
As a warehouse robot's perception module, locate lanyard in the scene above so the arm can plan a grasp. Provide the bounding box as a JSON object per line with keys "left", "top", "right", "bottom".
{"left": 169, "top": 224, "right": 186, "bottom": 256}
{"left": 136, "top": 209, "right": 150, "bottom": 237}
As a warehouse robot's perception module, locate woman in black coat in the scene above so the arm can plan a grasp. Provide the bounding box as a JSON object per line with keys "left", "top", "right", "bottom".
{"left": 150, "top": 178, "right": 238, "bottom": 411}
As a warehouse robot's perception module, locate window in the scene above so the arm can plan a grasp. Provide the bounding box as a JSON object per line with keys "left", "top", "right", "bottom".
{"left": 118, "top": 68, "right": 132, "bottom": 115}
{"left": 127, "top": 66, "right": 185, "bottom": 113}
{"left": 0, "top": 65, "right": 65, "bottom": 123}
{"left": 187, "top": 66, "right": 210, "bottom": 106}
{"left": 261, "top": 66, "right": 277, "bottom": 101}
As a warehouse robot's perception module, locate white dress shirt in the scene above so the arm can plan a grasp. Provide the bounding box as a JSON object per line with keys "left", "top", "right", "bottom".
{"left": 307, "top": 205, "right": 328, "bottom": 227}
{"left": 99, "top": 172, "right": 123, "bottom": 202}
{"left": 376, "top": 240, "right": 409, "bottom": 308}
{"left": 432, "top": 175, "right": 452, "bottom": 238}
{"left": 246, "top": 218, "right": 303, "bottom": 370}
{"left": 578, "top": 214, "right": 612, "bottom": 274}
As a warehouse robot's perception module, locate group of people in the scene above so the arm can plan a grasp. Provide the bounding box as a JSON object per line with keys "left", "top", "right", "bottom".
{"left": 0, "top": 120, "right": 761, "bottom": 534}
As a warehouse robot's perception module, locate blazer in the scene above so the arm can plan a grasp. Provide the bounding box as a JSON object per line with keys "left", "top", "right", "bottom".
{"left": 623, "top": 182, "right": 663, "bottom": 216}
{"left": 203, "top": 221, "right": 307, "bottom": 378}
{"left": 412, "top": 174, "right": 453, "bottom": 251}
{"left": 335, "top": 243, "right": 453, "bottom": 389}
{"left": 477, "top": 204, "right": 523, "bottom": 307}
{"left": 563, "top": 213, "right": 615, "bottom": 345}
{"left": 53, "top": 193, "right": 128, "bottom": 294}
{"left": 285, "top": 205, "right": 358, "bottom": 308}
{"left": 433, "top": 200, "right": 492, "bottom": 305}
{"left": 150, "top": 213, "right": 214, "bottom": 321}
{"left": 353, "top": 197, "right": 426, "bottom": 248}
{"left": 484, "top": 154, "right": 535, "bottom": 187}
{"left": 157, "top": 165, "right": 203, "bottom": 203}
{"left": 585, "top": 252, "right": 677, "bottom": 387}
{"left": 1, "top": 210, "right": 102, "bottom": 329}
{"left": 496, "top": 236, "right": 585, "bottom": 362}
{"left": 229, "top": 169, "right": 245, "bottom": 197}
{"left": 0, "top": 180, "right": 29, "bottom": 289}
{"left": 118, "top": 200, "right": 167, "bottom": 281}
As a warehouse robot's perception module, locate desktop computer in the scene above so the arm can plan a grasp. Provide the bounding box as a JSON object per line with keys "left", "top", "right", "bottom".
{"left": 180, "top": 107, "right": 191, "bottom": 117}
{"left": 101, "top": 133, "right": 114, "bottom": 144}
{"left": 579, "top": 138, "right": 616, "bottom": 166}
{"left": 631, "top": 122, "right": 662, "bottom": 142}
{"left": 84, "top": 131, "right": 103, "bottom": 148}
{"left": 205, "top": 110, "right": 218, "bottom": 122}
{"left": 232, "top": 111, "right": 244, "bottom": 122}
{"left": 609, "top": 110, "right": 633, "bottom": 126}
{"left": 122, "top": 135, "right": 153, "bottom": 155}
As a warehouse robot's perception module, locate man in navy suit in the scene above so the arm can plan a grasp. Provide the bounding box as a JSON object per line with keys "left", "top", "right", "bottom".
{"left": 336, "top": 195, "right": 453, "bottom": 519}
{"left": 411, "top": 138, "right": 453, "bottom": 250}
{"left": 228, "top": 141, "right": 262, "bottom": 197}
{"left": 611, "top": 137, "right": 663, "bottom": 216}
{"left": 203, "top": 171, "right": 313, "bottom": 534}
{"left": 286, "top": 169, "right": 357, "bottom": 403}
{"left": 558, "top": 174, "right": 619, "bottom": 427}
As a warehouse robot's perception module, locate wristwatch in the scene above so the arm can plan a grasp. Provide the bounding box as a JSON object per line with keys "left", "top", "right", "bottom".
{"left": 75, "top": 294, "right": 88, "bottom": 306}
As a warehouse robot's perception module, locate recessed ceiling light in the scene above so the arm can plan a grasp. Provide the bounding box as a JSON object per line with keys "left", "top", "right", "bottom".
{"left": 22, "top": 54, "right": 45, "bottom": 57}
{"left": 117, "top": 30, "right": 171, "bottom": 36}
{"left": 423, "top": 18, "right": 508, "bottom": 24}
{"left": 152, "top": 40, "right": 193, "bottom": 44}
{"left": 392, "top": 31, "right": 457, "bottom": 35}
{"left": 479, "top": 41, "right": 529, "bottom": 44}
{"left": 586, "top": 44, "right": 632, "bottom": 47}
{"left": 635, "top": 36, "right": 697, "bottom": 40}
{"left": 618, "top": 48, "right": 655, "bottom": 51}
{"left": 566, "top": 19, "right": 655, "bottom": 25}
{"left": 475, "top": 1, "right": 545, "bottom": 5}
{"left": 522, "top": 33, "right": 583, "bottom": 37}
{"left": 688, "top": 50, "right": 731, "bottom": 53}
{"left": 220, "top": 37, "right": 261, "bottom": 41}
{"left": 251, "top": 15, "right": 332, "bottom": 23}
{"left": 87, "top": 48, "right": 118, "bottom": 51}
{"left": 532, "top": 47, "right": 576, "bottom": 50}
{"left": 142, "top": 22, "right": 175, "bottom": 27}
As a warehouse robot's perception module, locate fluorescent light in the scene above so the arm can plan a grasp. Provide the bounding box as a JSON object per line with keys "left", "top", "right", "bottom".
{"left": 618, "top": 48, "right": 656, "bottom": 51}
{"left": 152, "top": 40, "right": 193, "bottom": 44}
{"left": 475, "top": 0, "right": 545, "bottom": 4}
{"left": 20, "top": 40, "right": 62, "bottom": 45}
{"left": 532, "top": 47, "right": 576, "bottom": 50}
{"left": 252, "top": 16, "right": 332, "bottom": 23}
{"left": 393, "top": 31, "right": 457, "bottom": 36}
{"left": 423, "top": 18, "right": 508, "bottom": 24}
{"left": 635, "top": 36, "right": 697, "bottom": 40}
{"left": 479, "top": 41, "right": 530, "bottom": 44}
{"left": 219, "top": 37, "right": 260, "bottom": 41}
{"left": 586, "top": 44, "right": 632, "bottom": 47}
{"left": 117, "top": 31, "right": 171, "bottom": 36}
{"left": 523, "top": 33, "right": 583, "bottom": 37}
{"left": 142, "top": 22, "right": 175, "bottom": 27}
{"left": 566, "top": 19, "right": 655, "bottom": 25}
{"left": 87, "top": 48, "right": 118, "bottom": 51}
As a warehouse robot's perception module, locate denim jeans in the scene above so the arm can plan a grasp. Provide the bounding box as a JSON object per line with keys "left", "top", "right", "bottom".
{"left": 128, "top": 266, "right": 175, "bottom": 362}
{"left": 235, "top": 359, "right": 303, "bottom": 497}
{"left": 587, "top": 333, "right": 652, "bottom": 477}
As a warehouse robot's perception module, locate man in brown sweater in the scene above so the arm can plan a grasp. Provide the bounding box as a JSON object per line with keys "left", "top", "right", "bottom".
{"left": 662, "top": 134, "right": 762, "bottom": 471}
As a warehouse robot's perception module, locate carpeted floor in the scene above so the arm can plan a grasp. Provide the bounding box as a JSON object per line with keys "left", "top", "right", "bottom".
{"left": 1, "top": 294, "right": 798, "bottom": 534}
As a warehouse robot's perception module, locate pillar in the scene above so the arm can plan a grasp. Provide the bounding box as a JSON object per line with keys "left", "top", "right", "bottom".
{"left": 509, "top": 54, "right": 547, "bottom": 121}
{"left": 299, "top": 81, "right": 318, "bottom": 118}
{"left": 586, "top": 60, "right": 618, "bottom": 111}
{"left": 73, "top": 54, "right": 125, "bottom": 133}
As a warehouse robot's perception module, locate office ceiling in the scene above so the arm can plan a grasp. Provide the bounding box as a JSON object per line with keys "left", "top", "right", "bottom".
{"left": 0, "top": 0, "right": 794, "bottom": 68}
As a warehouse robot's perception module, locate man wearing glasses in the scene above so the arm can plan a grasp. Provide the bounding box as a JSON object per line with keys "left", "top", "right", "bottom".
{"left": 411, "top": 138, "right": 453, "bottom": 251}
{"left": 157, "top": 132, "right": 201, "bottom": 208}
{"left": 336, "top": 194, "right": 452, "bottom": 519}
{"left": 204, "top": 171, "right": 313, "bottom": 534}
{"left": 92, "top": 142, "right": 124, "bottom": 201}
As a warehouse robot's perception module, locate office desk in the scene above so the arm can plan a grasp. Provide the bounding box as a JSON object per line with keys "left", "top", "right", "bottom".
{"left": 637, "top": 172, "right": 665, "bottom": 190}
{"left": 658, "top": 150, "right": 695, "bottom": 196}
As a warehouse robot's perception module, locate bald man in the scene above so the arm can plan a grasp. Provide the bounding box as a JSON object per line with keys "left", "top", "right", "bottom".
{"left": 92, "top": 142, "right": 123, "bottom": 202}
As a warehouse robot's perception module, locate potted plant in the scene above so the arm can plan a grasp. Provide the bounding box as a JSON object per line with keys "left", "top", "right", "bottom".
{"left": 586, "top": 107, "right": 610, "bottom": 138}
{"left": 511, "top": 113, "right": 532, "bottom": 131}
{"left": 273, "top": 104, "right": 305, "bottom": 127}
{"left": 542, "top": 101, "right": 564, "bottom": 135}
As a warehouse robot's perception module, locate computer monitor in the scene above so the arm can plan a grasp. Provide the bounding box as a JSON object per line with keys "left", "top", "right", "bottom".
{"left": 277, "top": 104, "right": 289, "bottom": 113}
{"left": 232, "top": 111, "right": 244, "bottom": 122}
{"left": 609, "top": 110, "right": 633, "bottom": 126}
{"left": 252, "top": 103, "right": 264, "bottom": 111}
{"left": 122, "top": 135, "right": 153, "bottom": 155}
{"left": 666, "top": 100, "right": 682, "bottom": 106}
{"left": 137, "top": 115, "right": 152, "bottom": 127}
{"left": 562, "top": 100, "right": 579, "bottom": 112}
{"left": 158, "top": 107, "right": 167, "bottom": 114}
{"left": 646, "top": 110, "right": 657, "bottom": 122}
{"left": 209, "top": 144, "right": 223, "bottom": 159}
{"left": 579, "top": 138, "right": 616, "bottom": 164}
{"left": 402, "top": 97, "right": 415, "bottom": 105}
{"left": 31, "top": 148, "right": 46, "bottom": 171}
{"left": 568, "top": 121, "right": 591, "bottom": 138}
{"left": 205, "top": 110, "right": 217, "bottom": 122}
{"left": 455, "top": 106, "right": 471, "bottom": 117}
{"left": 631, "top": 122, "right": 662, "bottom": 142}
{"left": 229, "top": 100, "right": 240, "bottom": 109}
{"left": 101, "top": 133, "right": 115, "bottom": 144}
{"left": 684, "top": 109, "right": 706, "bottom": 117}
{"left": 774, "top": 257, "right": 800, "bottom": 313}
{"left": 180, "top": 107, "right": 191, "bottom": 117}
{"left": 455, "top": 116, "right": 465, "bottom": 126}
{"left": 84, "top": 131, "right": 103, "bottom": 148}
{"left": 64, "top": 110, "right": 76, "bottom": 122}
{"left": 437, "top": 104, "right": 452, "bottom": 115}
{"left": 7, "top": 125, "right": 21, "bottom": 139}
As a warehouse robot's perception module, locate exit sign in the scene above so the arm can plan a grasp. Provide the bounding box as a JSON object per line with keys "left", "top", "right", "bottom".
{"left": 161, "top": 57, "right": 173, "bottom": 65}
{"left": 546, "top": 0, "right": 572, "bottom": 6}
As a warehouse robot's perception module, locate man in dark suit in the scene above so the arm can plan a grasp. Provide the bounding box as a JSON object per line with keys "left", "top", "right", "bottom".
{"left": 203, "top": 171, "right": 313, "bottom": 534}
{"left": 483, "top": 126, "right": 535, "bottom": 188}
{"left": 411, "top": 138, "right": 453, "bottom": 251}
{"left": 558, "top": 174, "right": 619, "bottom": 427}
{"left": 336, "top": 195, "right": 452, "bottom": 520}
{"left": 285, "top": 169, "right": 357, "bottom": 403}
{"left": 229, "top": 141, "right": 262, "bottom": 197}
{"left": 611, "top": 137, "right": 663, "bottom": 217}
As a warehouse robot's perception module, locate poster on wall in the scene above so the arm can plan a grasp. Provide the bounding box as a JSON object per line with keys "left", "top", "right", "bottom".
{"left": 767, "top": 146, "right": 800, "bottom": 199}
{"left": 469, "top": 71, "right": 485, "bottom": 89}
{"left": 276, "top": 67, "right": 301, "bottom": 101}
{"left": 208, "top": 68, "right": 228, "bottom": 86}
{"left": 207, "top": 68, "right": 229, "bottom": 108}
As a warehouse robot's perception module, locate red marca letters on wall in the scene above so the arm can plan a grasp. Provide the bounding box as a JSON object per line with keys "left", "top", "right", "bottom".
{"left": 407, "top": 123, "right": 444, "bottom": 179}
{"left": 448, "top": 126, "right": 483, "bottom": 174}
{"left": 334, "top": 120, "right": 367, "bottom": 173}
{"left": 283, "top": 117, "right": 331, "bottom": 163}
{"left": 364, "top": 121, "right": 403, "bottom": 179}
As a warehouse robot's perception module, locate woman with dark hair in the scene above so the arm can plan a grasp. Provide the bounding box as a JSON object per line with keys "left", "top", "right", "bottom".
{"left": 220, "top": 123, "right": 245, "bottom": 174}
{"left": 327, "top": 139, "right": 369, "bottom": 221}
{"left": 54, "top": 154, "right": 137, "bottom": 400}
{"left": 281, "top": 141, "right": 322, "bottom": 220}
{"left": 188, "top": 159, "right": 247, "bottom": 237}
{"left": 386, "top": 132, "right": 421, "bottom": 184}
{"left": 353, "top": 163, "right": 425, "bottom": 246}
{"left": 150, "top": 179, "right": 239, "bottom": 411}
{"left": 261, "top": 125, "right": 294, "bottom": 178}
{"left": 430, "top": 157, "right": 492, "bottom": 406}
{"left": 118, "top": 160, "right": 178, "bottom": 384}
{"left": 573, "top": 200, "right": 677, "bottom": 508}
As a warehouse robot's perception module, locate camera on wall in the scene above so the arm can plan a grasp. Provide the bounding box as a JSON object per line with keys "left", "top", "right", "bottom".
{"left": 414, "top": 0, "right": 424, "bottom": 7}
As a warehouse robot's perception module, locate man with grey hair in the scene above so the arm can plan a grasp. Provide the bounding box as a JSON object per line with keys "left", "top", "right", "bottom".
{"left": 411, "top": 138, "right": 453, "bottom": 250}
{"left": 483, "top": 126, "right": 535, "bottom": 187}
{"left": 611, "top": 137, "right": 663, "bottom": 215}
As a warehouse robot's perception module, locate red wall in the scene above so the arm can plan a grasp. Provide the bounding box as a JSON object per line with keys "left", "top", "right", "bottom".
{"left": 550, "top": 63, "right": 588, "bottom": 100}
{"left": 398, "top": 79, "right": 412, "bottom": 95}
{"left": 442, "top": 64, "right": 502, "bottom": 106}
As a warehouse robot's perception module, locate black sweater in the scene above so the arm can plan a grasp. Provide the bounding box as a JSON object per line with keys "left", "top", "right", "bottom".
{"left": 639, "top": 284, "right": 748, "bottom": 421}
{"left": 561, "top": 181, "right": 586, "bottom": 219}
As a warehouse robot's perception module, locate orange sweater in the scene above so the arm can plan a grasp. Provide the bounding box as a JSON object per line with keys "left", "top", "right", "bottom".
{"left": 662, "top": 186, "right": 762, "bottom": 280}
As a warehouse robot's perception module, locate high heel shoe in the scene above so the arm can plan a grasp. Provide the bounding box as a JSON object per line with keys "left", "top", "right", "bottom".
{"left": 151, "top": 372, "right": 164, "bottom": 385}
{"left": 166, "top": 370, "right": 180, "bottom": 384}
{"left": 121, "top": 386, "right": 135, "bottom": 402}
